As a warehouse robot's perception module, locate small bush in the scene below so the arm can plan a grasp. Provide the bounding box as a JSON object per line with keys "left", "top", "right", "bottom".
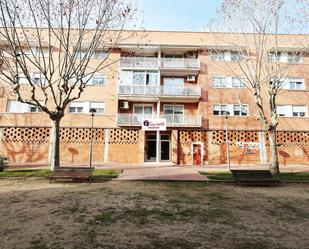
{"left": 0, "top": 156, "right": 8, "bottom": 172}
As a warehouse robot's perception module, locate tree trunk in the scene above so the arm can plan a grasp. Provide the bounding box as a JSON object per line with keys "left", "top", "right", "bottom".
{"left": 268, "top": 129, "right": 280, "bottom": 175}
{"left": 50, "top": 118, "right": 61, "bottom": 171}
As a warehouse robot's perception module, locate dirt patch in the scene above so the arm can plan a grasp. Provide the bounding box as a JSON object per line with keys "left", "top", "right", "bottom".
{"left": 0, "top": 180, "right": 308, "bottom": 249}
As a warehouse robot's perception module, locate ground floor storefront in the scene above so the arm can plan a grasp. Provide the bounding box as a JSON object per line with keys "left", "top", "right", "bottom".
{"left": 1, "top": 126, "right": 309, "bottom": 166}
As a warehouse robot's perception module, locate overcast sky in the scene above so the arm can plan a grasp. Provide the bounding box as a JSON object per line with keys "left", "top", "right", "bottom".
{"left": 134, "top": 0, "right": 221, "bottom": 31}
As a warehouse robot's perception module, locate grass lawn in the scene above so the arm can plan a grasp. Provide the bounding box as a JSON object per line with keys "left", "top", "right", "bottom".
{"left": 199, "top": 171, "right": 309, "bottom": 181}
{"left": 0, "top": 169, "right": 121, "bottom": 180}
{"left": 91, "top": 169, "right": 122, "bottom": 179}
{"left": 0, "top": 180, "right": 308, "bottom": 249}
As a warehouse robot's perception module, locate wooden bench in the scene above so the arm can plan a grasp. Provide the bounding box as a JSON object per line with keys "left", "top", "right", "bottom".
{"left": 49, "top": 167, "right": 93, "bottom": 183}
{"left": 231, "top": 170, "right": 279, "bottom": 186}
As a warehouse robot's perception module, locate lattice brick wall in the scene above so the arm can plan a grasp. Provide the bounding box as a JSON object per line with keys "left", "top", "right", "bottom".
{"left": 179, "top": 130, "right": 207, "bottom": 144}
{"left": 60, "top": 128, "right": 104, "bottom": 144}
{"left": 109, "top": 129, "right": 139, "bottom": 144}
{"left": 1, "top": 127, "right": 105, "bottom": 144}
{"left": 1, "top": 127, "right": 50, "bottom": 143}
{"left": 266, "top": 131, "right": 309, "bottom": 147}
{"left": 211, "top": 130, "right": 259, "bottom": 145}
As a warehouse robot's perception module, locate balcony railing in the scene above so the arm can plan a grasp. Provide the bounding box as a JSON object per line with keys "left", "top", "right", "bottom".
{"left": 117, "top": 113, "right": 202, "bottom": 127}
{"left": 161, "top": 58, "right": 200, "bottom": 69}
{"left": 120, "top": 57, "right": 158, "bottom": 68}
{"left": 161, "top": 114, "right": 202, "bottom": 127}
{"left": 118, "top": 85, "right": 201, "bottom": 98}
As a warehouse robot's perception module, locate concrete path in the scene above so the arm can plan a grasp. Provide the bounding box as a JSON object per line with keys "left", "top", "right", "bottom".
{"left": 116, "top": 166, "right": 208, "bottom": 181}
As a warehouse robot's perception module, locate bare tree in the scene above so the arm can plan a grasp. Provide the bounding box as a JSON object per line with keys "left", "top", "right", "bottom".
{"left": 0, "top": 0, "right": 135, "bottom": 170}
{"left": 207, "top": 0, "right": 308, "bottom": 175}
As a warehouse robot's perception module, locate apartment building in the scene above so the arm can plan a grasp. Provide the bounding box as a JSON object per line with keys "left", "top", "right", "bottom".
{"left": 0, "top": 31, "right": 309, "bottom": 166}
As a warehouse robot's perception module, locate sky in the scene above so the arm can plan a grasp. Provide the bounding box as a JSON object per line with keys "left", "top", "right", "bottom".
{"left": 134, "top": 0, "right": 221, "bottom": 31}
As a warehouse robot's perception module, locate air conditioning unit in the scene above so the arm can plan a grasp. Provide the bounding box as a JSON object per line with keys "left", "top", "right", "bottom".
{"left": 187, "top": 75, "right": 196, "bottom": 82}
{"left": 120, "top": 101, "right": 129, "bottom": 109}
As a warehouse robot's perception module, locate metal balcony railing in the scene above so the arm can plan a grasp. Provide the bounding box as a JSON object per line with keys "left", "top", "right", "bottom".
{"left": 161, "top": 114, "right": 202, "bottom": 127}
{"left": 118, "top": 85, "right": 201, "bottom": 98}
{"left": 117, "top": 113, "right": 202, "bottom": 127}
{"left": 161, "top": 58, "right": 200, "bottom": 69}
{"left": 120, "top": 57, "right": 158, "bottom": 68}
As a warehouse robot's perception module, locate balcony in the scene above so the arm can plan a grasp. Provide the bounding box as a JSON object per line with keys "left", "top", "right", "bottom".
{"left": 118, "top": 85, "right": 201, "bottom": 102}
{"left": 160, "top": 58, "right": 200, "bottom": 76}
{"left": 120, "top": 57, "right": 158, "bottom": 68}
{"left": 117, "top": 113, "right": 202, "bottom": 127}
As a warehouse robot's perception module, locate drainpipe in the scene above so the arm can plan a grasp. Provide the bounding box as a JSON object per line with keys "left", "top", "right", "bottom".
{"left": 156, "top": 99, "right": 160, "bottom": 163}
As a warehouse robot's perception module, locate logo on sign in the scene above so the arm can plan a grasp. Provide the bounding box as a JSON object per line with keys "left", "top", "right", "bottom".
{"left": 142, "top": 118, "right": 166, "bottom": 131}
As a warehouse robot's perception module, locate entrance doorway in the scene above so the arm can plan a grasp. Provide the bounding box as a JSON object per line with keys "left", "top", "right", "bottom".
{"left": 192, "top": 142, "right": 204, "bottom": 165}
{"left": 145, "top": 133, "right": 171, "bottom": 162}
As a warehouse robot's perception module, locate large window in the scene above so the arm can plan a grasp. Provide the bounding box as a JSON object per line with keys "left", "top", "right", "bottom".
{"left": 213, "top": 104, "right": 249, "bottom": 116}
{"left": 268, "top": 52, "right": 281, "bottom": 62}
{"left": 69, "top": 102, "right": 84, "bottom": 113}
{"left": 91, "top": 74, "right": 107, "bottom": 86}
{"left": 287, "top": 53, "right": 302, "bottom": 64}
{"left": 213, "top": 104, "right": 229, "bottom": 116}
{"left": 164, "top": 105, "right": 184, "bottom": 124}
{"left": 212, "top": 76, "right": 246, "bottom": 88}
{"left": 90, "top": 102, "right": 105, "bottom": 114}
{"left": 231, "top": 52, "right": 243, "bottom": 61}
{"left": 288, "top": 78, "right": 304, "bottom": 90}
{"left": 277, "top": 105, "right": 307, "bottom": 117}
{"left": 133, "top": 105, "right": 153, "bottom": 123}
{"left": 211, "top": 51, "right": 225, "bottom": 61}
{"left": 213, "top": 77, "right": 228, "bottom": 88}
{"left": 6, "top": 100, "right": 43, "bottom": 113}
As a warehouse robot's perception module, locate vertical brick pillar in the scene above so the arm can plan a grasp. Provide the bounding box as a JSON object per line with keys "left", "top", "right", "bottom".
{"left": 103, "top": 129, "right": 109, "bottom": 163}
{"left": 138, "top": 130, "right": 145, "bottom": 163}
{"left": 171, "top": 129, "right": 178, "bottom": 165}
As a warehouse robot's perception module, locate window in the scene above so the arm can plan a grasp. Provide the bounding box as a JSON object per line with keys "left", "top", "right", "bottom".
{"left": 133, "top": 71, "right": 158, "bottom": 85}
{"left": 69, "top": 102, "right": 84, "bottom": 113}
{"left": 7, "top": 100, "right": 29, "bottom": 113}
{"left": 94, "top": 50, "right": 107, "bottom": 59}
{"left": 213, "top": 104, "right": 248, "bottom": 116}
{"left": 133, "top": 105, "right": 153, "bottom": 123}
{"left": 268, "top": 52, "right": 281, "bottom": 62}
{"left": 211, "top": 52, "right": 225, "bottom": 61}
{"left": 277, "top": 105, "right": 307, "bottom": 117}
{"left": 288, "top": 78, "right": 304, "bottom": 90}
{"left": 32, "top": 73, "right": 45, "bottom": 84}
{"left": 30, "top": 106, "right": 43, "bottom": 113}
{"left": 293, "top": 106, "right": 307, "bottom": 117}
{"left": 231, "top": 52, "right": 243, "bottom": 61}
{"left": 213, "top": 104, "right": 229, "bottom": 116}
{"left": 233, "top": 104, "right": 248, "bottom": 116}
{"left": 91, "top": 74, "right": 107, "bottom": 86}
{"left": 232, "top": 77, "right": 246, "bottom": 88}
{"left": 90, "top": 102, "right": 105, "bottom": 114}
{"left": 213, "top": 77, "right": 228, "bottom": 88}
{"left": 22, "top": 47, "right": 49, "bottom": 57}
{"left": 164, "top": 105, "right": 184, "bottom": 124}
{"left": 287, "top": 53, "right": 302, "bottom": 64}
{"left": 18, "top": 73, "right": 29, "bottom": 84}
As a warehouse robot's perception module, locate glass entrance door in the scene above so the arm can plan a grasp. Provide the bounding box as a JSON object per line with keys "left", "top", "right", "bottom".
{"left": 160, "top": 134, "right": 170, "bottom": 161}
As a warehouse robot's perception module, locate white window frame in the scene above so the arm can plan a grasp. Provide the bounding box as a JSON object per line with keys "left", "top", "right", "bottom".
{"left": 213, "top": 104, "right": 249, "bottom": 117}
{"left": 211, "top": 51, "right": 225, "bottom": 62}
{"left": 90, "top": 74, "right": 107, "bottom": 86}
{"left": 288, "top": 78, "right": 305, "bottom": 90}
{"left": 287, "top": 53, "right": 302, "bottom": 64}
{"left": 90, "top": 102, "right": 105, "bottom": 114}
{"left": 68, "top": 102, "right": 87, "bottom": 114}
{"left": 133, "top": 104, "right": 154, "bottom": 120}
{"left": 232, "top": 77, "right": 246, "bottom": 88}
{"left": 213, "top": 77, "right": 228, "bottom": 88}
{"left": 277, "top": 105, "right": 308, "bottom": 117}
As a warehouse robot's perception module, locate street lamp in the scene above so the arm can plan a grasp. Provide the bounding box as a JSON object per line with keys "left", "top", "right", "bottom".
{"left": 223, "top": 111, "right": 231, "bottom": 171}
{"left": 89, "top": 108, "right": 97, "bottom": 169}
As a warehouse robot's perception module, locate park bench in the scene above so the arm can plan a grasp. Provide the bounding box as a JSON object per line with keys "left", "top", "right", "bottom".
{"left": 49, "top": 167, "right": 93, "bottom": 183}
{"left": 231, "top": 169, "right": 279, "bottom": 186}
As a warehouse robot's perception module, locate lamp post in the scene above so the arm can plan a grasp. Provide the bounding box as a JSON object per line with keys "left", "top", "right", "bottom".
{"left": 223, "top": 111, "right": 231, "bottom": 171}
{"left": 89, "top": 108, "right": 97, "bottom": 169}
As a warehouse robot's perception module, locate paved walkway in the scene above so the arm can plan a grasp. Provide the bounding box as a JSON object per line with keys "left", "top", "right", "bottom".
{"left": 7, "top": 162, "right": 309, "bottom": 181}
